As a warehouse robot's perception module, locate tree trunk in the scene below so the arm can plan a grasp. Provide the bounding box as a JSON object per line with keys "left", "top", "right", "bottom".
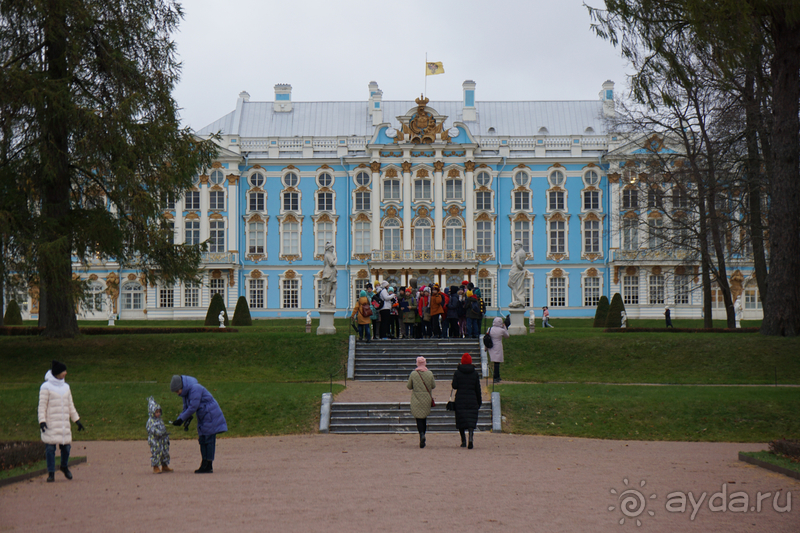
{"left": 761, "top": 15, "right": 800, "bottom": 336}
{"left": 39, "top": 2, "right": 78, "bottom": 338}
{"left": 697, "top": 180, "right": 714, "bottom": 328}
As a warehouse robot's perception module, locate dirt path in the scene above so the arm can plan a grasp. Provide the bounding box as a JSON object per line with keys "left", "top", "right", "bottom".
{"left": 1, "top": 435, "right": 797, "bottom": 532}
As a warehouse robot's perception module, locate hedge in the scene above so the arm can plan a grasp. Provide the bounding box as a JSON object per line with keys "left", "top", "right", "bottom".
{"left": 604, "top": 327, "right": 760, "bottom": 333}
{"left": 0, "top": 327, "right": 239, "bottom": 336}
{"left": 0, "top": 441, "right": 45, "bottom": 471}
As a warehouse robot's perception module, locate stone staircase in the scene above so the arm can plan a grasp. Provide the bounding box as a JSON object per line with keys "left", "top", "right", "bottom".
{"left": 328, "top": 402, "right": 493, "bottom": 434}
{"left": 352, "top": 338, "right": 484, "bottom": 381}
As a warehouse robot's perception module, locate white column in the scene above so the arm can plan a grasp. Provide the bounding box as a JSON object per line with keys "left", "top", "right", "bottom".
{"left": 174, "top": 197, "right": 184, "bottom": 244}
{"left": 465, "top": 162, "right": 475, "bottom": 251}
{"left": 402, "top": 165, "right": 412, "bottom": 250}
{"left": 371, "top": 168, "right": 381, "bottom": 251}
{"left": 433, "top": 161, "right": 443, "bottom": 250}
{"left": 200, "top": 181, "right": 209, "bottom": 242}
{"left": 227, "top": 177, "right": 238, "bottom": 251}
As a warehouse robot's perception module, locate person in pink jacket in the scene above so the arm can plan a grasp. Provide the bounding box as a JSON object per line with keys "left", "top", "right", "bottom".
{"left": 486, "top": 316, "right": 510, "bottom": 383}
{"left": 38, "top": 360, "right": 84, "bottom": 482}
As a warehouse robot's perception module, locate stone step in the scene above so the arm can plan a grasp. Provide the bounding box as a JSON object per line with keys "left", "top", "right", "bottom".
{"left": 329, "top": 402, "right": 492, "bottom": 434}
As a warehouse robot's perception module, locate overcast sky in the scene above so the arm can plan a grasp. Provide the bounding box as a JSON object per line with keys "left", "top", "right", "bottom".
{"left": 172, "top": 0, "right": 631, "bottom": 131}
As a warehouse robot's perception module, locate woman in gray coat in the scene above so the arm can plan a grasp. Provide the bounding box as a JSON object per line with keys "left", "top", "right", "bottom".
{"left": 407, "top": 356, "right": 435, "bottom": 448}
{"left": 487, "top": 316, "right": 510, "bottom": 383}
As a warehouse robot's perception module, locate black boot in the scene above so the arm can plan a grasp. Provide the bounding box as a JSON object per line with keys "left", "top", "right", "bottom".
{"left": 460, "top": 429, "right": 466, "bottom": 448}
{"left": 47, "top": 472, "right": 55, "bottom": 483}
{"left": 205, "top": 461, "right": 213, "bottom": 473}
{"left": 195, "top": 459, "right": 208, "bottom": 474}
{"left": 419, "top": 432, "right": 426, "bottom": 449}
{"left": 468, "top": 429, "right": 474, "bottom": 449}
{"left": 60, "top": 466, "right": 73, "bottom": 480}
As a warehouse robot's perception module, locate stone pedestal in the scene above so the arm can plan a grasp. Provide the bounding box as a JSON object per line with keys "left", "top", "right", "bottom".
{"left": 507, "top": 308, "right": 527, "bottom": 336}
{"left": 316, "top": 308, "right": 337, "bottom": 335}
{"left": 107, "top": 316, "right": 115, "bottom": 327}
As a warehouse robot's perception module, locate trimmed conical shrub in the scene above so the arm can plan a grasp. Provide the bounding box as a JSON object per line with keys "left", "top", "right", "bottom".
{"left": 605, "top": 293, "right": 626, "bottom": 328}
{"left": 204, "top": 293, "right": 228, "bottom": 326}
{"left": 231, "top": 295, "right": 252, "bottom": 326}
{"left": 3, "top": 300, "right": 23, "bottom": 325}
{"left": 593, "top": 295, "right": 610, "bottom": 328}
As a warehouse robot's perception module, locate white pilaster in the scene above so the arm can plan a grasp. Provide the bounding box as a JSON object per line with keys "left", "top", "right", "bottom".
{"left": 174, "top": 198, "right": 184, "bottom": 244}
{"left": 228, "top": 177, "right": 238, "bottom": 251}
{"left": 371, "top": 169, "right": 381, "bottom": 251}
{"left": 465, "top": 164, "right": 475, "bottom": 251}
{"left": 403, "top": 166, "right": 412, "bottom": 250}
{"left": 434, "top": 163, "right": 443, "bottom": 250}
{"left": 200, "top": 181, "right": 209, "bottom": 242}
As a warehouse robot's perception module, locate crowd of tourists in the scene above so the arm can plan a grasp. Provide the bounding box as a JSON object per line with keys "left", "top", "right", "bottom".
{"left": 351, "top": 280, "right": 488, "bottom": 341}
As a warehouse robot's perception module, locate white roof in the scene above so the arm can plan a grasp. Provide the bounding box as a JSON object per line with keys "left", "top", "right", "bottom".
{"left": 196, "top": 100, "right": 608, "bottom": 139}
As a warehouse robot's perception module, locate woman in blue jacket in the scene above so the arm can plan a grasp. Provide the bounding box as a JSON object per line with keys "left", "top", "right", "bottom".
{"left": 170, "top": 375, "right": 228, "bottom": 474}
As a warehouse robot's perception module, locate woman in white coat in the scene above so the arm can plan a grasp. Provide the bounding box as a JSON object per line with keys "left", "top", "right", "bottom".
{"left": 38, "top": 360, "right": 84, "bottom": 482}
{"left": 486, "top": 316, "right": 510, "bottom": 383}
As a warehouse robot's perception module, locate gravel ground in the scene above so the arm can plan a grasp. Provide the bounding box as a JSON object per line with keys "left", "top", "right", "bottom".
{"left": 1, "top": 435, "right": 797, "bottom": 532}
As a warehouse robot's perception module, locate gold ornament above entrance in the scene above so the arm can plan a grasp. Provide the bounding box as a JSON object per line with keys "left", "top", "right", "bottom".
{"left": 394, "top": 95, "right": 452, "bottom": 145}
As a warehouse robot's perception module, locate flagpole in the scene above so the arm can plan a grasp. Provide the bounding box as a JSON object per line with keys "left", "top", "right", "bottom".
{"left": 424, "top": 52, "right": 427, "bottom": 97}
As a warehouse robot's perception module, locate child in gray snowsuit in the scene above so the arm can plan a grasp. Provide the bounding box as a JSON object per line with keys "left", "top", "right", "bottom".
{"left": 146, "top": 396, "right": 172, "bottom": 473}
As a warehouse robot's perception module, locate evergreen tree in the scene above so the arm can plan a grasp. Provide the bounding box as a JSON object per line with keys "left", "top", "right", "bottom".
{"left": 231, "top": 296, "right": 252, "bottom": 326}
{"left": 605, "top": 293, "right": 626, "bottom": 328}
{"left": 3, "top": 300, "right": 23, "bottom": 326}
{"left": 204, "top": 293, "right": 228, "bottom": 327}
{"left": 0, "top": 1, "right": 217, "bottom": 337}
{"left": 593, "top": 295, "right": 610, "bottom": 328}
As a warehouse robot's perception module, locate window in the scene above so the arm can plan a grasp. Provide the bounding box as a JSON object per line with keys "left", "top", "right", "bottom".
{"left": 249, "top": 222, "right": 265, "bottom": 254}
{"left": 355, "top": 171, "right": 370, "bottom": 187}
{"left": 648, "top": 218, "right": 664, "bottom": 249}
{"left": 476, "top": 221, "right": 492, "bottom": 254}
{"left": 384, "top": 179, "right": 401, "bottom": 200}
{"left": 209, "top": 221, "right": 225, "bottom": 252}
{"left": 317, "top": 192, "right": 333, "bottom": 211}
{"left": 583, "top": 190, "right": 599, "bottom": 210}
{"left": 584, "top": 277, "right": 600, "bottom": 306}
{"left": 648, "top": 188, "right": 664, "bottom": 209}
{"left": 414, "top": 178, "right": 431, "bottom": 200}
{"left": 184, "top": 282, "right": 200, "bottom": 307}
{"left": 85, "top": 282, "right": 106, "bottom": 313}
{"left": 711, "top": 287, "right": 725, "bottom": 308}
{"left": 673, "top": 187, "right": 689, "bottom": 209}
{"left": 584, "top": 220, "right": 600, "bottom": 253}
{"left": 283, "top": 172, "right": 299, "bottom": 187}
{"left": 514, "top": 191, "right": 530, "bottom": 211}
{"left": 383, "top": 218, "right": 401, "bottom": 251}
{"left": 549, "top": 277, "right": 566, "bottom": 307}
{"left": 316, "top": 222, "right": 333, "bottom": 255}
{"left": 185, "top": 191, "right": 200, "bottom": 210}
{"left": 476, "top": 172, "right": 491, "bottom": 187}
{"left": 623, "top": 275, "right": 639, "bottom": 305}
{"left": 282, "top": 279, "right": 299, "bottom": 308}
{"left": 354, "top": 221, "right": 370, "bottom": 254}
{"left": 414, "top": 219, "right": 432, "bottom": 251}
{"left": 250, "top": 172, "right": 265, "bottom": 187}
{"left": 524, "top": 277, "right": 532, "bottom": 308}
{"left": 249, "top": 279, "right": 265, "bottom": 308}
{"left": 445, "top": 219, "right": 463, "bottom": 251}
{"left": 355, "top": 191, "right": 370, "bottom": 211}
{"left": 185, "top": 220, "right": 200, "bottom": 245}
{"left": 622, "top": 218, "right": 638, "bottom": 250}
{"left": 514, "top": 220, "right": 530, "bottom": 253}
{"left": 159, "top": 286, "right": 174, "bottom": 308}
{"left": 121, "top": 283, "right": 143, "bottom": 310}
{"left": 283, "top": 192, "right": 299, "bottom": 211}
{"left": 674, "top": 275, "right": 690, "bottom": 305}
{"left": 317, "top": 172, "right": 332, "bottom": 188}
{"left": 354, "top": 279, "right": 368, "bottom": 302}
{"left": 622, "top": 188, "right": 639, "bottom": 209}
{"left": 249, "top": 192, "right": 265, "bottom": 212}
{"left": 445, "top": 179, "right": 462, "bottom": 201}
{"left": 549, "top": 191, "right": 565, "bottom": 211}
{"left": 549, "top": 170, "right": 565, "bottom": 187}
{"left": 514, "top": 171, "right": 530, "bottom": 187}
{"left": 584, "top": 170, "right": 600, "bottom": 186}
{"left": 476, "top": 191, "right": 491, "bottom": 210}
{"left": 477, "top": 278, "right": 493, "bottom": 308}
{"left": 745, "top": 288, "right": 762, "bottom": 309}
{"left": 209, "top": 278, "right": 225, "bottom": 300}
{"left": 209, "top": 191, "right": 225, "bottom": 210}
{"left": 210, "top": 170, "right": 225, "bottom": 185}
{"left": 649, "top": 275, "right": 665, "bottom": 304}
{"left": 167, "top": 221, "right": 175, "bottom": 245}
{"left": 283, "top": 222, "right": 299, "bottom": 255}
{"left": 549, "top": 220, "right": 565, "bottom": 254}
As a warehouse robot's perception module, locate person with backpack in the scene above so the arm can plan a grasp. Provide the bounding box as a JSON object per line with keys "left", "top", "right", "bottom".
{"left": 418, "top": 286, "right": 432, "bottom": 338}
{"left": 366, "top": 283, "right": 380, "bottom": 340}
{"left": 484, "top": 316, "right": 510, "bottom": 383}
{"left": 429, "top": 285, "right": 446, "bottom": 339}
{"left": 378, "top": 281, "right": 395, "bottom": 339}
{"left": 402, "top": 288, "right": 417, "bottom": 339}
{"left": 446, "top": 285, "right": 460, "bottom": 338}
{"left": 466, "top": 290, "right": 481, "bottom": 339}
{"left": 351, "top": 290, "right": 372, "bottom": 342}
{"left": 542, "top": 306, "right": 554, "bottom": 328}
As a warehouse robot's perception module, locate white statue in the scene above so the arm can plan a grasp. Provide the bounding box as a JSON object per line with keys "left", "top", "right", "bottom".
{"left": 218, "top": 310, "right": 226, "bottom": 329}
{"left": 306, "top": 310, "right": 312, "bottom": 325}
{"left": 319, "top": 242, "right": 338, "bottom": 307}
{"left": 733, "top": 295, "right": 743, "bottom": 328}
{"left": 620, "top": 311, "right": 627, "bottom": 328}
{"left": 107, "top": 301, "right": 116, "bottom": 327}
{"left": 507, "top": 240, "right": 527, "bottom": 308}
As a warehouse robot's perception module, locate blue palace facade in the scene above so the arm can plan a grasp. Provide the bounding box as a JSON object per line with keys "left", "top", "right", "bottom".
{"left": 7, "top": 80, "right": 764, "bottom": 322}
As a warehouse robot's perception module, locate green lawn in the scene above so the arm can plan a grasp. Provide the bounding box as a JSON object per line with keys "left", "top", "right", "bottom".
{"left": 499, "top": 383, "right": 800, "bottom": 442}
{"left": 0, "top": 457, "right": 86, "bottom": 480}
{"left": 740, "top": 451, "right": 800, "bottom": 474}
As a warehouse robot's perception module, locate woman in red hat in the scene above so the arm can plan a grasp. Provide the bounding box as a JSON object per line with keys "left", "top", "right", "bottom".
{"left": 451, "top": 353, "right": 482, "bottom": 448}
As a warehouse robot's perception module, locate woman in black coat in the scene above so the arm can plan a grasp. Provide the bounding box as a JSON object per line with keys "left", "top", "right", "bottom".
{"left": 452, "top": 353, "right": 482, "bottom": 449}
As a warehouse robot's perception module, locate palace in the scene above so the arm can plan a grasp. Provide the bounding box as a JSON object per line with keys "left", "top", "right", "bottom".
{"left": 6, "top": 80, "right": 763, "bottom": 322}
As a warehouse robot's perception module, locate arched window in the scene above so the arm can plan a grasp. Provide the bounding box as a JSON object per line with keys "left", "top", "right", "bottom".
{"left": 384, "top": 218, "right": 401, "bottom": 251}
{"left": 414, "top": 219, "right": 432, "bottom": 251}
{"left": 355, "top": 171, "right": 370, "bottom": 187}
{"left": 86, "top": 282, "right": 106, "bottom": 312}
{"left": 549, "top": 170, "right": 565, "bottom": 187}
{"left": 121, "top": 282, "right": 143, "bottom": 310}
{"left": 210, "top": 170, "right": 225, "bottom": 185}
{"left": 584, "top": 169, "right": 600, "bottom": 186}
{"left": 283, "top": 172, "right": 299, "bottom": 187}
{"left": 445, "top": 218, "right": 463, "bottom": 251}
{"left": 476, "top": 171, "right": 491, "bottom": 187}
{"left": 514, "top": 171, "right": 529, "bottom": 187}
{"left": 249, "top": 172, "right": 265, "bottom": 187}
{"left": 317, "top": 172, "right": 333, "bottom": 187}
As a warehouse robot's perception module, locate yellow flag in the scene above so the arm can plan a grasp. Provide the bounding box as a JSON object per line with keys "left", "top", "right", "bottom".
{"left": 425, "top": 62, "right": 444, "bottom": 76}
